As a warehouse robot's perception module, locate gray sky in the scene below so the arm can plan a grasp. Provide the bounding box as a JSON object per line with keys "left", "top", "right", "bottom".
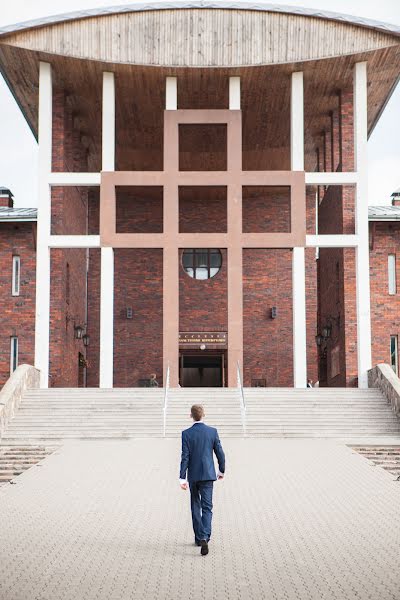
{"left": 0, "top": 0, "right": 399, "bottom": 207}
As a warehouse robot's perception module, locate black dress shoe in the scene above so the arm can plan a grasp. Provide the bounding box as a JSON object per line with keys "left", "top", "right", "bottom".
{"left": 200, "top": 539, "right": 209, "bottom": 556}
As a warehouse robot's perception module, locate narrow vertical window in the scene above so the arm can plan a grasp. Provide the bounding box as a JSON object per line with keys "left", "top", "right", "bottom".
{"left": 12, "top": 255, "right": 20, "bottom": 296}
{"left": 388, "top": 254, "right": 396, "bottom": 295}
{"left": 10, "top": 336, "right": 18, "bottom": 374}
{"left": 390, "top": 335, "right": 398, "bottom": 375}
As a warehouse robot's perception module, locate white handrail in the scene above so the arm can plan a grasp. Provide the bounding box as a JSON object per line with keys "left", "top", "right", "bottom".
{"left": 163, "top": 363, "right": 170, "bottom": 438}
{"left": 237, "top": 361, "right": 246, "bottom": 436}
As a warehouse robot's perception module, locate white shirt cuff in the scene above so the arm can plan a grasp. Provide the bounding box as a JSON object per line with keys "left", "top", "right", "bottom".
{"left": 217, "top": 470, "right": 224, "bottom": 478}
{"left": 179, "top": 478, "right": 187, "bottom": 485}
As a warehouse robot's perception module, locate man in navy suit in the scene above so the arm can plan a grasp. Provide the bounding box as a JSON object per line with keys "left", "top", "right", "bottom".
{"left": 179, "top": 404, "right": 226, "bottom": 556}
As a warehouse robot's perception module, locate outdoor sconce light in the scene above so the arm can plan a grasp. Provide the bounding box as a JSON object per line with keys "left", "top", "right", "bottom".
{"left": 322, "top": 324, "right": 332, "bottom": 339}
{"left": 126, "top": 307, "right": 133, "bottom": 319}
{"left": 82, "top": 333, "right": 90, "bottom": 347}
{"left": 74, "top": 324, "right": 84, "bottom": 340}
{"left": 271, "top": 306, "right": 278, "bottom": 319}
{"left": 315, "top": 334, "right": 324, "bottom": 347}
{"left": 200, "top": 344, "right": 206, "bottom": 350}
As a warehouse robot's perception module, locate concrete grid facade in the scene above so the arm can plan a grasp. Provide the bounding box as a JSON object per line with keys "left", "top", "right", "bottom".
{"left": 34, "top": 63, "right": 370, "bottom": 389}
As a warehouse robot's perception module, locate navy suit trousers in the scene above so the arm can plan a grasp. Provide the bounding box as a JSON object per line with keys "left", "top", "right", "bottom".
{"left": 189, "top": 480, "right": 214, "bottom": 542}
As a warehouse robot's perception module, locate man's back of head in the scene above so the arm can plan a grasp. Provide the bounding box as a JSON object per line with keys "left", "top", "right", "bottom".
{"left": 191, "top": 404, "right": 204, "bottom": 422}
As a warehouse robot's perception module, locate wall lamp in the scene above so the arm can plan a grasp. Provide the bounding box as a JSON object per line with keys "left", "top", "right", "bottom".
{"left": 315, "top": 315, "right": 341, "bottom": 346}
{"left": 74, "top": 324, "right": 84, "bottom": 339}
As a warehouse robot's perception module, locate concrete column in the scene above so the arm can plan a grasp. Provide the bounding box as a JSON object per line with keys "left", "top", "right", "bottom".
{"left": 354, "top": 62, "right": 372, "bottom": 388}
{"left": 291, "top": 71, "right": 307, "bottom": 388}
{"left": 163, "top": 80, "right": 179, "bottom": 386}
{"left": 227, "top": 95, "right": 243, "bottom": 387}
{"left": 102, "top": 72, "right": 115, "bottom": 171}
{"left": 229, "top": 77, "right": 241, "bottom": 110}
{"left": 292, "top": 247, "right": 307, "bottom": 387}
{"left": 166, "top": 77, "right": 177, "bottom": 110}
{"left": 163, "top": 244, "right": 179, "bottom": 388}
{"left": 291, "top": 72, "right": 304, "bottom": 171}
{"left": 99, "top": 247, "right": 114, "bottom": 388}
{"left": 34, "top": 62, "right": 52, "bottom": 388}
{"left": 99, "top": 72, "right": 115, "bottom": 387}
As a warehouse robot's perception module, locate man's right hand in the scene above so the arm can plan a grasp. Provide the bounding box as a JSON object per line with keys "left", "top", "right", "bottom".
{"left": 180, "top": 482, "right": 188, "bottom": 490}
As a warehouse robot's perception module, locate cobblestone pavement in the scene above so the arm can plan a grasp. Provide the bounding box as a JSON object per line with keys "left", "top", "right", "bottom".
{"left": 0, "top": 439, "right": 400, "bottom": 600}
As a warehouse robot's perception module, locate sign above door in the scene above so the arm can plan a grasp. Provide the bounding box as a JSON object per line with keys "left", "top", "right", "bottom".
{"left": 179, "top": 332, "right": 227, "bottom": 350}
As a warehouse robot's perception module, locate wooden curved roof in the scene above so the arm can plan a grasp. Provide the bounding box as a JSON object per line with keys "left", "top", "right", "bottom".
{"left": 0, "top": 4, "right": 399, "bottom": 67}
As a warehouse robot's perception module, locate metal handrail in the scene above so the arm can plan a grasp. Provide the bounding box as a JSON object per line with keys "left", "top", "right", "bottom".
{"left": 163, "top": 363, "right": 170, "bottom": 438}
{"left": 237, "top": 361, "right": 246, "bottom": 436}
{"left": 237, "top": 361, "right": 246, "bottom": 411}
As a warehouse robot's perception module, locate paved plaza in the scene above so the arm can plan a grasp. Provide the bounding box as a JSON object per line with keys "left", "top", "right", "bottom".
{"left": 0, "top": 438, "right": 400, "bottom": 600}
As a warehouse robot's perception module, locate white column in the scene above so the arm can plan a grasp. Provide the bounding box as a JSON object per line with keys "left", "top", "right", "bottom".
{"left": 291, "top": 72, "right": 304, "bottom": 171}
{"left": 354, "top": 62, "right": 372, "bottom": 388}
{"left": 100, "top": 247, "right": 114, "bottom": 388}
{"left": 34, "top": 62, "right": 52, "bottom": 388}
{"left": 102, "top": 72, "right": 115, "bottom": 171}
{"left": 166, "top": 77, "right": 177, "bottom": 110}
{"left": 291, "top": 71, "right": 307, "bottom": 388}
{"left": 292, "top": 247, "right": 307, "bottom": 387}
{"left": 229, "top": 77, "right": 241, "bottom": 110}
{"left": 99, "top": 72, "right": 115, "bottom": 387}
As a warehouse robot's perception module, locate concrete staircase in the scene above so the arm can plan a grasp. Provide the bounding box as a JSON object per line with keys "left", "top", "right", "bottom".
{"left": 165, "top": 388, "right": 243, "bottom": 437}
{"left": 2, "top": 388, "right": 165, "bottom": 443}
{"left": 244, "top": 388, "right": 400, "bottom": 439}
{"left": 0, "top": 446, "right": 56, "bottom": 486}
{"left": 1, "top": 386, "right": 400, "bottom": 444}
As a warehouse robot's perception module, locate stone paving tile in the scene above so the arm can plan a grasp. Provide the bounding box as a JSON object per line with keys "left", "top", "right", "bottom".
{"left": 0, "top": 439, "right": 400, "bottom": 600}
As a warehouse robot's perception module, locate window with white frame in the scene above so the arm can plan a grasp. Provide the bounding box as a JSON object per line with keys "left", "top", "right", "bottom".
{"left": 12, "top": 255, "right": 20, "bottom": 296}
{"left": 390, "top": 335, "right": 398, "bottom": 375}
{"left": 388, "top": 254, "right": 396, "bottom": 295}
{"left": 10, "top": 336, "right": 18, "bottom": 374}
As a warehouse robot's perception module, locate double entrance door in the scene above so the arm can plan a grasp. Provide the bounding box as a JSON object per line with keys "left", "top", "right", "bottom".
{"left": 179, "top": 351, "right": 226, "bottom": 387}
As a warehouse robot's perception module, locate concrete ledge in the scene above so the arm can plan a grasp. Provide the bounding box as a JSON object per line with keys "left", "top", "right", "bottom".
{"left": 368, "top": 363, "right": 400, "bottom": 416}
{"left": 0, "top": 365, "right": 40, "bottom": 441}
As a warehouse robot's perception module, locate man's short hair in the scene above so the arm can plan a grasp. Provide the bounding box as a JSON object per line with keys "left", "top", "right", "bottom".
{"left": 191, "top": 404, "right": 205, "bottom": 421}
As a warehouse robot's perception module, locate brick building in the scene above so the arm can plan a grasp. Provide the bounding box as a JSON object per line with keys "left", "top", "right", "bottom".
{"left": 0, "top": 3, "right": 399, "bottom": 390}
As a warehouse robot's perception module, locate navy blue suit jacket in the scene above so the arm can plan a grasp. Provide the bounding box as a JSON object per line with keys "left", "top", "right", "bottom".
{"left": 179, "top": 422, "right": 225, "bottom": 483}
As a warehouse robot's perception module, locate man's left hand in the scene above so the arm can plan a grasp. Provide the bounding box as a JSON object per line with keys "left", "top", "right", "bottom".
{"left": 180, "top": 482, "right": 188, "bottom": 490}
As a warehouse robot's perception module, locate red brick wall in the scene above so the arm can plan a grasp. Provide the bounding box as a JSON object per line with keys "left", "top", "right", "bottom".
{"left": 370, "top": 222, "right": 400, "bottom": 367}
{"left": 0, "top": 223, "right": 36, "bottom": 388}
{"left": 49, "top": 88, "right": 89, "bottom": 387}
{"left": 317, "top": 87, "right": 358, "bottom": 387}
{"left": 179, "top": 249, "right": 228, "bottom": 333}
{"left": 113, "top": 249, "right": 163, "bottom": 387}
{"left": 179, "top": 187, "right": 227, "bottom": 233}
{"left": 86, "top": 198, "right": 101, "bottom": 387}
{"left": 242, "top": 186, "right": 290, "bottom": 233}
{"left": 305, "top": 187, "right": 318, "bottom": 384}
{"left": 243, "top": 249, "right": 293, "bottom": 386}
{"left": 116, "top": 187, "right": 163, "bottom": 234}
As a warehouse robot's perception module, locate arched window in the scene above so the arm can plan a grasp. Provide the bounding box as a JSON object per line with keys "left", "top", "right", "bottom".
{"left": 182, "top": 249, "right": 222, "bottom": 280}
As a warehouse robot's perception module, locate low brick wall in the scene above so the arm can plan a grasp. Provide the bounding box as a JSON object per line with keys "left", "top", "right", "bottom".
{"left": 0, "top": 364, "right": 40, "bottom": 441}
{"left": 368, "top": 363, "right": 400, "bottom": 416}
